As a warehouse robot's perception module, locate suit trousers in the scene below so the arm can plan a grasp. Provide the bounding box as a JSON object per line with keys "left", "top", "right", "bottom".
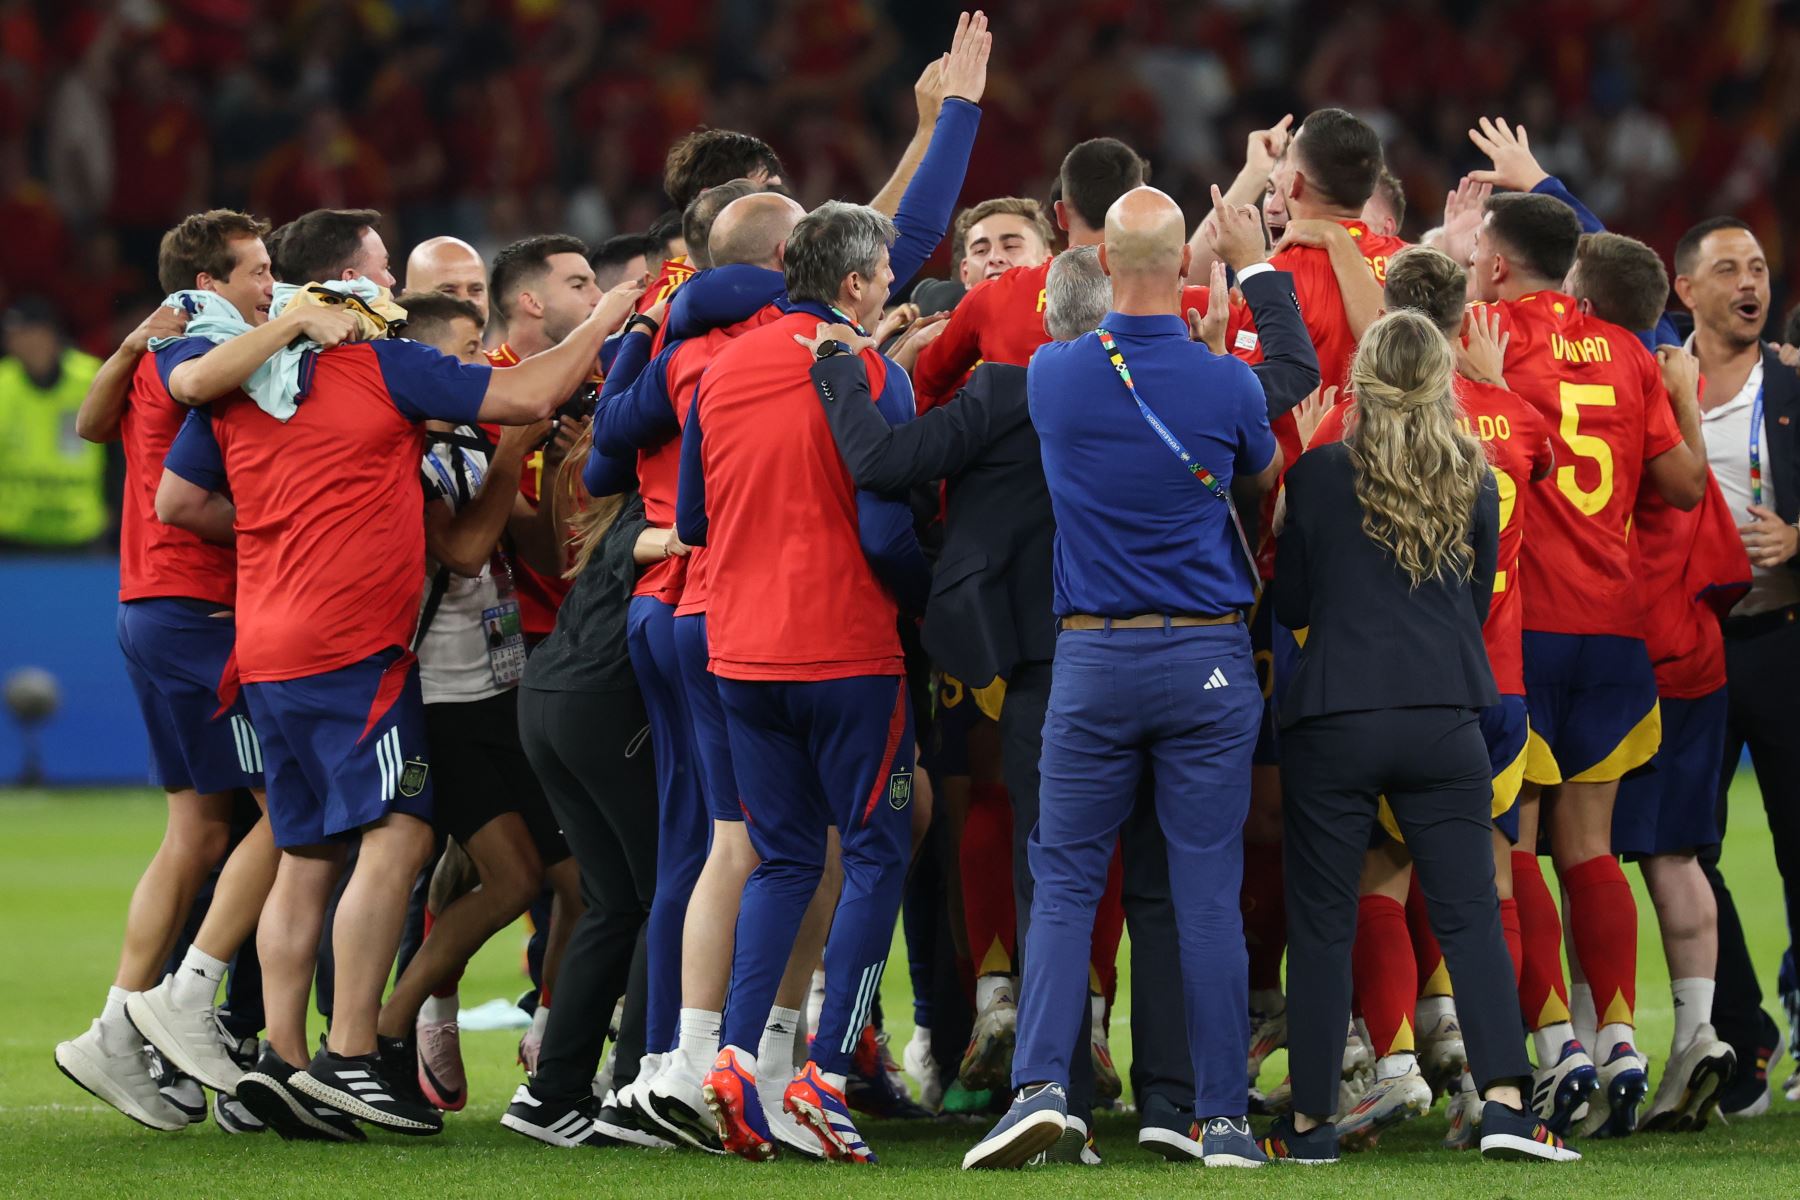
{"left": 1282, "top": 705, "right": 1531, "bottom": 1118}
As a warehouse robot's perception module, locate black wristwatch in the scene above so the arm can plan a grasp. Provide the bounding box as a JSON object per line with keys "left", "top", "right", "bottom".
{"left": 814, "top": 338, "right": 851, "bottom": 361}
{"left": 625, "top": 314, "right": 660, "bottom": 338}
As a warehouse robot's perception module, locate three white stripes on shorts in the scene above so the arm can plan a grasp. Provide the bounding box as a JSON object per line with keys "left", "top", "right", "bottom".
{"left": 373, "top": 727, "right": 403, "bottom": 802}
{"left": 229, "top": 714, "right": 263, "bottom": 775}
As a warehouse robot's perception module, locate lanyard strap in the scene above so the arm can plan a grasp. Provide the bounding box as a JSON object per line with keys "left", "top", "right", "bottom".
{"left": 1749, "top": 382, "right": 1765, "bottom": 508}
{"left": 1094, "top": 327, "right": 1261, "bottom": 592}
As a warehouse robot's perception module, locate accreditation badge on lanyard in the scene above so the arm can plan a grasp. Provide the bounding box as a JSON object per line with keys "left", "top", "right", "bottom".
{"left": 1749, "top": 381, "right": 1767, "bottom": 508}
{"left": 482, "top": 553, "right": 527, "bottom": 689}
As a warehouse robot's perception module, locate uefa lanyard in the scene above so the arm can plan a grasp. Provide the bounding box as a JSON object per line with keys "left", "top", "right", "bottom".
{"left": 1749, "top": 382, "right": 1766, "bottom": 507}
{"left": 1094, "top": 327, "right": 1261, "bottom": 591}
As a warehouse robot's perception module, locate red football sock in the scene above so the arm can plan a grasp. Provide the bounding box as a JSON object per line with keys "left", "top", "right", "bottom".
{"left": 1511, "top": 851, "right": 1571, "bottom": 1028}
{"left": 1499, "top": 896, "right": 1523, "bottom": 987}
{"left": 422, "top": 908, "right": 464, "bottom": 999}
{"left": 1353, "top": 895, "right": 1417, "bottom": 1056}
{"left": 960, "top": 782, "right": 1017, "bottom": 977}
{"left": 1089, "top": 846, "right": 1125, "bottom": 1005}
{"left": 1561, "top": 854, "right": 1637, "bottom": 1032}
{"left": 1405, "top": 873, "right": 1450, "bottom": 997}
{"left": 1242, "top": 841, "right": 1286, "bottom": 991}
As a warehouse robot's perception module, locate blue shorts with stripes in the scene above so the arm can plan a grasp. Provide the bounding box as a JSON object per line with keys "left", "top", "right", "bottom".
{"left": 118, "top": 598, "right": 262, "bottom": 794}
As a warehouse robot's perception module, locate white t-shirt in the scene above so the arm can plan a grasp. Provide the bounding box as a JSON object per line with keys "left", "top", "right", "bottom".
{"left": 417, "top": 428, "right": 518, "bottom": 703}
{"left": 1694, "top": 347, "right": 1800, "bottom": 616}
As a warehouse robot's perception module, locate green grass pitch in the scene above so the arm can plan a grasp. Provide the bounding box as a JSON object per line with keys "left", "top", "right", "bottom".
{"left": 2, "top": 778, "right": 1796, "bottom": 1198}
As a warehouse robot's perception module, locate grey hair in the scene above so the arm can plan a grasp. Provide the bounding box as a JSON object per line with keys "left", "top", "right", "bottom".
{"left": 784, "top": 201, "right": 897, "bottom": 307}
{"left": 1044, "top": 246, "right": 1112, "bottom": 341}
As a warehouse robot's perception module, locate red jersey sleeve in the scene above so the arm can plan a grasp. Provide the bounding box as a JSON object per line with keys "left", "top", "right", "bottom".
{"left": 1640, "top": 348, "right": 1686, "bottom": 462}
{"left": 913, "top": 283, "right": 987, "bottom": 412}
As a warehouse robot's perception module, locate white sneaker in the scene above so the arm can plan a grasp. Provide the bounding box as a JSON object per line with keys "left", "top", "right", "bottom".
{"left": 1417, "top": 1011, "right": 1468, "bottom": 1098}
{"left": 903, "top": 1028, "right": 944, "bottom": 1112}
{"left": 1642, "top": 1028, "right": 1733, "bottom": 1133}
{"left": 959, "top": 994, "right": 1017, "bottom": 1091}
{"left": 127, "top": 981, "right": 245, "bottom": 1095}
{"left": 1336, "top": 1060, "right": 1432, "bottom": 1149}
{"left": 55, "top": 1021, "right": 189, "bottom": 1131}
{"left": 765, "top": 1092, "right": 825, "bottom": 1158}
{"left": 645, "top": 1050, "right": 724, "bottom": 1153}
{"left": 1577, "top": 1041, "right": 1649, "bottom": 1139}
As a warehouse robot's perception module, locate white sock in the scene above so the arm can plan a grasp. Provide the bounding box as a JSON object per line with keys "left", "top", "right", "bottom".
{"left": 99, "top": 985, "right": 137, "bottom": 1054}
{"left": 1598, "top": 1021, "right": 1635, "bottom": 1057}
{"left": 169, "top": 946, "right": 228, "bottom": 1010}
{"left": 1532, "top": 1020, "right": 1576, "bottom": 1069}
{"left": 758, "top": 1009, "right": 800, "bottom": 1108}
{"left": 975, "top": 974, "right": 1013, "bottom": 1011}
{"left": 631, "top": 1051, "right": 663, "bottom": 1096}
{"left": 911, "top": 1023, "right": 932, "bottom": 1061}
{"left": 1415, "top": 994, "right": 1455, "bottom": 1033}
{"left": 1090, "top": 992, "right": 1108, "bottom": 1041}
{"left": 420, "top": 993, "right": 458, "bottom": 1024}
{"left": 1375, "top": 1051, "right": 1417, "bottom": 1081}
{"left": 1671, "top": 977, "right": 1714, "bottom": 1055}
{"left": 1570, "top": 982, "right": 1597, "bottom": 1050}
{"left": 677, "top": 1008, "right": 722, "bottom": 1070}
{"left": 805, "top": 968, "right": 827, "bottom": 1034}
{"left": 821, "top": 1069, "right": 848, "bottom": 1094}
{"left": 530, "top": 1002, "right": 550, "bottom": 1040}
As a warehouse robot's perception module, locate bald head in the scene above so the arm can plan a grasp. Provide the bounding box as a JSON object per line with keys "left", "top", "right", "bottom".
{"left": 1101, "top": 187, "right": 1187, "bottom": 279}
{"left": 708, "top": 192, "right": 805, "bottom": 271}
{"left": 405, "top": 236, "right": 489, "bottom": 326}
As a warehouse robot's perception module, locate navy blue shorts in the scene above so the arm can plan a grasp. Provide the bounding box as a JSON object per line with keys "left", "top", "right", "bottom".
{"left": 243, "top": 647, "right": 432, "bottom": 849}
{"left": 1485, "top": 696, "right": 1529, "bottom": 844}
{"left": 923, "top": 673, "right": 983, "bottom": 779}
{"left": 1522, "top": 631, "right": 1660, "bottom": 785}
{"left": 118, "top": 598, "right": 262, "bottom": 794}
{"left": 673, "top": 612, "right": 742, "bottom": 823}
{"left": 1612, "top": 688, "right": 1727, "bottom": 858}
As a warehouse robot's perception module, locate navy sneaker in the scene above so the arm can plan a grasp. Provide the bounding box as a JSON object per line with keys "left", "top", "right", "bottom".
{"left": 1137, "top": 1093, "right": 1202, "bottom": 1161}
{"left": 1258, "top": 1114, "right": 1339, "bottom": 1164}
{"left": 1479, "top": 1100, "right": 1581, "bottom": 1161}
{"left": 1201, "top": 1116, "right": 1268, "bottom": 1167}
{"left": 961, "top": 1082, "right": 1067, "bottom": 1170}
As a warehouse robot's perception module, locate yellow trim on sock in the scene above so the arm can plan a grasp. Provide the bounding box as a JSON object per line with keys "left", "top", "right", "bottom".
{"left": 1568, "top": 702, "right": 1662, "bottom": 784}
{"left": 1420, "top": 960, "right": 1454, "bottom": 998}
{"left": 977, "top": 938, "right": 1013, "bottom": 977}
{"left": 1599, "top": 989, "right": 1635, "bottom": 1028}
{"left": 1534, "top": 993, "right": 1572, "bottom": 1028}
{"left": 1387, "top": 1015, "right": 1415, "bottom": 1055}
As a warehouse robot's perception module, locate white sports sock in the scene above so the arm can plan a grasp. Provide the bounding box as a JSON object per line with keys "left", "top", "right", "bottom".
{"left": 1670, "top": 977, "right": 1714, "bottom": 1055}
{"left": 1375, "top": 1052, "right": 1417, "bottom": 1081}
{"left": 1570, "top": 981, "right": 1597, "bottom": 1050}
{"left": 821, "top": 1069, "right": 848, "bottom": 1094}
{"left": 757, "top": 1008, "right": 800, "bottom": 1108}
{"left": 170, "top": 946, "right": 228, "bottom": 1010}
{"left": 1415, "top": 994, "right": 1456, "bottom": 1033}
{"left": 1598, "top": 1021, "right": 1636, "bottom": 1058}
{"left": 805, "top": 968, "right": 827, "bottom": 1035}
{"left": 530, "top": 1003, "right": 550, "bottom": 1040}
{"left": 677, "top": 1008, "right": 722, "bottom": 1069}
{"left": 1532, "top": 1020, "right": 1576, "bottom": 1069}
{"left": 419, "top": 993, "right": 458, "bottom": 1025}
{"left": 975, "top": 974, "right": 1013, "bottom": 1011}
{"left": 1090, "top": 992, "right": 1108, "bottom": 1037}
{"left": 99, "top": 985, "right": 137, "bottom": 1054}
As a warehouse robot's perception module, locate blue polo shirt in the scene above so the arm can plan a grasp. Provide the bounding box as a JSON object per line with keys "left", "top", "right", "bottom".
{"left": 1028, "top": 311, "right": 1276, "bottom": 617}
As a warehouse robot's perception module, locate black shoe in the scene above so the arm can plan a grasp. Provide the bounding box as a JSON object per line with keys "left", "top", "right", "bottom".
{"left": 1479, "top": 1101, "right": 1581, "bottom": 1162}
{"left": 377, "top": 1035, "right": 434, "bottom": 1110}
{"left": 213, "top": 1091, "right": 267, "bottom": 1134}
{"left": 1258, "top": 1114, "right": 1339, "bottom": 1164}
{"left": 235, "top": 1045, "right": 365, "bottom": 1142}
{"left": 290, "top": 1046, "right": 443, "bottom": 1136}
{"left": 502, "top": 1084, "right": 620, "bottom": 1148}
{"left": 145, "top": 1044, "right": 206, "bottom": 1125}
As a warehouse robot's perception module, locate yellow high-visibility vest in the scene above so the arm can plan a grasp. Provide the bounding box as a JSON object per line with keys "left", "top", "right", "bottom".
{"left": 0, "top": 349, "right": 107, "bottom": 546}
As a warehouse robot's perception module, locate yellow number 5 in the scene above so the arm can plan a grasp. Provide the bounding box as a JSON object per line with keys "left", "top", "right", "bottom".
{"left": 1493, "top": 468, "right": 1517, "bottom": 593}
{"left": 1556, "top": 382, "right": 1615, "bottom": 515}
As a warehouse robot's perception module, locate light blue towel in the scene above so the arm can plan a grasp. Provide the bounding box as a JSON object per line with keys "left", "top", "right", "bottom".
{"left": 147, "top": 278, "right": 388, "bottom": 422}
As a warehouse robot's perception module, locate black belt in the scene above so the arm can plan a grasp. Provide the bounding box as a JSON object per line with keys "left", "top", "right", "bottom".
{"left": 1723, "top": 603, "right": 1800, "bottom": 640}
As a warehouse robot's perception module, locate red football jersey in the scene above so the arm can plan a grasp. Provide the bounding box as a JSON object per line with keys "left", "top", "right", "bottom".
{"left": 640, "top": 256, "right": 696, "bottom": 314}
{"left": 912, "top": 254, "right": 1252, "bottom": 413}
{"left": 488, "top": 341, "right": 577, "bottom": 636}
{"left": 1307, "top": 377, "right": 1551, "bottom": 695}
{"left": 693, "top": 311, "right": 904, "bottom": 681}
{"left": 164, "top": 340, "right": 491, "bottom": 682}
{"left": 1484, "top": 293, "right": 1687, "bottom": 638}
{"left": 118, "top": 355, "right": 237, "bottom": 606}
{"left": 1633, "top": 470, "right": 1749, "bottom": 698}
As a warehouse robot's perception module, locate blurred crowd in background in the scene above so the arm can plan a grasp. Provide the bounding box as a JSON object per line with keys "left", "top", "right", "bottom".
{"left": 3, "top": 0, "right": 1798, "bottom": 546}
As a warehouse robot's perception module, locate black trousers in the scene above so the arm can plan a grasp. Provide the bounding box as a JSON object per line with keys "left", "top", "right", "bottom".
{"left": 518, "top": 684, "right": 659, "bottom": 1103}
{"left": 1709, "top": 614, "right": 1800, "bottom": 1076}
{"left": 1282, "top": 706, "right": 1530, "bottom": 1117}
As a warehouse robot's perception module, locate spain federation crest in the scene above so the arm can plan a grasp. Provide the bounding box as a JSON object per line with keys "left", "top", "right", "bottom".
{"left": 399, "top": 758, "right": 430, "bottom": 798}
{"left": 888, "top": 768, "right": 913, "bottom": 811}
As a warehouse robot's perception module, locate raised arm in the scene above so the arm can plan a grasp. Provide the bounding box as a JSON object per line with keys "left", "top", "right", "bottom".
{"left": 163, "top": 306, "right": 359, "bottom": 406}
{"left": 78, "top": 306, "right": 189, "bottom": 442}
{"left": 1645, "top": 345, "right": 1708, "bottom": 512}
{"left": 868, "top": 11, "right": 989, "bottom": 225}
{"left": 478, "top": 279, "right": 644, "bottom": 424}
{"left": 1204, "top": 184, "right": 1322, "bottom": 417}
{"left": 424, "top": 423, "right": 548, "bottom": 578}
{"left": 1278, "top": 219, "right": 1384, "bottom": 342}
{"left": 594, "top": 341, "right": 680, "bottom": 456}
{"left": 1189, "top": 114, "right": 1293, "bottom": 272}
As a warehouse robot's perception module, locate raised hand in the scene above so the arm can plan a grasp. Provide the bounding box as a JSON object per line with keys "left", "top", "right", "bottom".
{"left": 1457, "top": 304, "right": 1511, "bottom": 387}
{"left": 1467, "top": 117, "right": 1548, "bottom": 193}
{"left": 1188, "top": 261, "right": 1230, "bottom": 355}
{"left": 939, "top": 10, "right": 991, "bottom": 106}
{"left": 1245, "top": 113, "right": 1295, "bottom": 179}
{"left": 1440, "top": 175, "right": 1492, "bottom": 268}
{"left": 590, "top": 276, "right": 649, "bottom": 336}
{"left": 1204, "top": 184, "right": 1268, "bottom": 273}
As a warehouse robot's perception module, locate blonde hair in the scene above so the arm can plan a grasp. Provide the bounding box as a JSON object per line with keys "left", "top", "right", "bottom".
{"left": 556, "top": 426, "right": 627, "bottom": 579}
{"left": 1344, "top": 310, "right": 1488, "bottom": 587}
